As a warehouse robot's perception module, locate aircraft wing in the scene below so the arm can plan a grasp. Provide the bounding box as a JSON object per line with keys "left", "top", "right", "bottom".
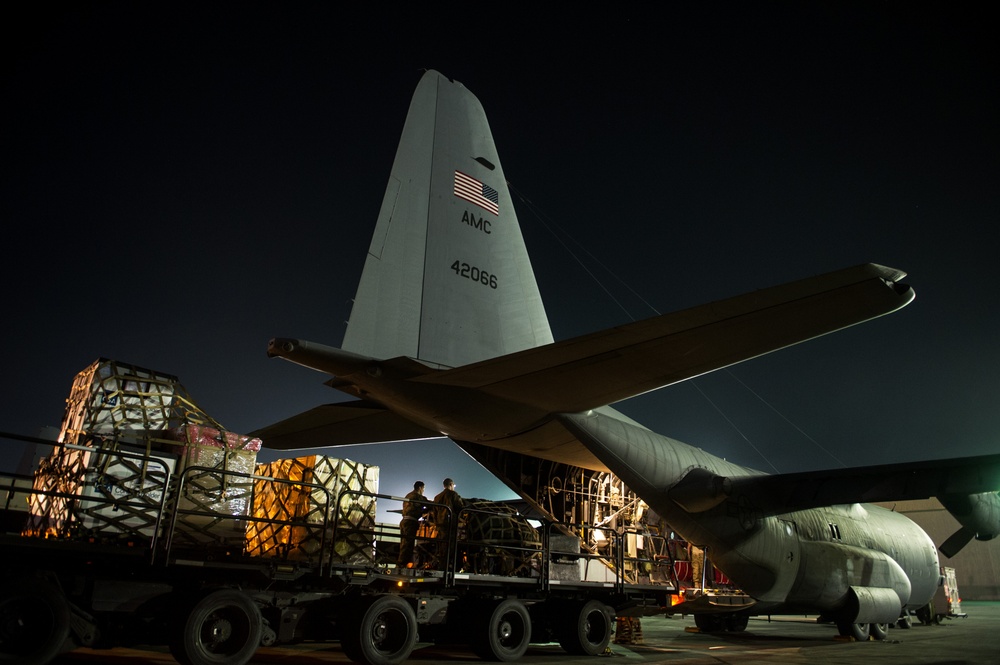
{"left": 720, "top": 454, "right": 1000, "bottom": 514}
{"left": 257, "top": 263, "right": 911, "bottom": 464}
{"left": 416, "top": 263, "right": 913, "bottom": 414}
{"left": 252, "top": 400, "right": 443, "bottom": 450}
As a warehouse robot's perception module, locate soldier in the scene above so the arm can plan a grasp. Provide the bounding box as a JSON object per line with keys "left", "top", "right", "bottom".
{"left": 397, "top": 481, "right": 427, "bottom": 568}
{"left": 431, "top": 478, "right": 464, "bottom": 568}
{"left": 689, "top": 541, "right": 706, "bottom": 588}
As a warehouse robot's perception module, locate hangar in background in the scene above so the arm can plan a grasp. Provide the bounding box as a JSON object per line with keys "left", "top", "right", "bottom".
{"left": 878, "top": 498, "right": 1000, "bottom": 600}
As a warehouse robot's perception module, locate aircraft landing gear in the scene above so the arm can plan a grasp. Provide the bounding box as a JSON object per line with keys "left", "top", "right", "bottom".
{"left": 836, "top": 621, "right": 889, "bottom": 641}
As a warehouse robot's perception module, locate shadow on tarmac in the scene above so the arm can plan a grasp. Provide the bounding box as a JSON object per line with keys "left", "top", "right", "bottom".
{"left": 54, "top": 602, "right": 1000, "bottom": 665}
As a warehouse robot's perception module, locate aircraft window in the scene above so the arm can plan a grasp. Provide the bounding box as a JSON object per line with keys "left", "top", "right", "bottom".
{"left": 828, "top": 523, "right": 842, "bottom": 540}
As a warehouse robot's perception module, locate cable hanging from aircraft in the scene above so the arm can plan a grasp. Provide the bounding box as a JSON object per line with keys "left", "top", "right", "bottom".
{"left": 507, "top": 181, "right": 659, "bottom": 323}
{"left": 689, "top": 380, "right": 780, "bottom": 473}
{"left": 508, "top": 179, "right": 838, "bottom": 474}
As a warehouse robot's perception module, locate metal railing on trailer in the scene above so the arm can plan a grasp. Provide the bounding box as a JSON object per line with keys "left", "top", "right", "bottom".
{"left": 2, "top": 430, "right": 679, "bottom": 597}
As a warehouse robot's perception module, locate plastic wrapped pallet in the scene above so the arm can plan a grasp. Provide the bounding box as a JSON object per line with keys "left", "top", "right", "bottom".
{"left": 76, "top": 445, "right": 175, "bottom": 538}
{"left": 26, "top": 359, "right": 179, "bottom": 536}
{"left": 25, "top": 358, "right": 230, "bottom": 541}
{"left": 24, "top": 439, "right": 175, "bottom": 539}
{"left": 248, "top": 455, "right": 378, "bottom": 565}
{"left": 162, "top": 424, "right": 261, "bottom": 548}
{"left": 462, "top": 499, "right": 542, "bottom": 576}
{"left": 58, "top": 359, "right": 179, "bottom": 442}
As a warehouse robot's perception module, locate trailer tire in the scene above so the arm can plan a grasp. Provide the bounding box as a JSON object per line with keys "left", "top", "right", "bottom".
{"left": 694, "top": 613, "right": 724, "bottom": 632}
{"left": 472, "top": 598, "right": 531, "bottom": 662}
{"left": 0, "top": 577, "right": 71, "bottom": 665}
{"left": 170, "top": 588, "right": 262, "bottom": 665}
{"left": 341, "top": 595, "right": 417, "bottom": 665}
{"left": 724, "top": 613, "right": 749, "bottom": 632}
{"left": 558, "top": 599, "right": 613, "bottom": 656}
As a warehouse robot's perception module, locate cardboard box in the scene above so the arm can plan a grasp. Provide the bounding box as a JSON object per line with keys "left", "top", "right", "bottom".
{"left": 58, "top": 359, "right": 179, "bottom": 443}
{"left": 163, "top": 425, "right": 261, "bottom": 548}
{"left": 248, "top": 455, "right": 379, "bottom": 565}
{"left": 25, "top": 439, "right": 175, "bottom": 540}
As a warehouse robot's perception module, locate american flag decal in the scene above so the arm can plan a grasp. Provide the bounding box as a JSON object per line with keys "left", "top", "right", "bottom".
{"left": 454, "top": 170, "right": 500, "bottom": 216}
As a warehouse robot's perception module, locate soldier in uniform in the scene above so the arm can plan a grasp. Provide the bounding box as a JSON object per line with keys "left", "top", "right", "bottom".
{"left": 397, "top": 481, "right": 426, "bottom": 568}
{"left": 431, "top": 478, "right": 464, "bottom": 568}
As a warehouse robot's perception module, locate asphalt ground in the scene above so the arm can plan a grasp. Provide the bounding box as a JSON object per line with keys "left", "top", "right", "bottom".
{"left": 54, "top": 602, "right": 999, "bottom": 665}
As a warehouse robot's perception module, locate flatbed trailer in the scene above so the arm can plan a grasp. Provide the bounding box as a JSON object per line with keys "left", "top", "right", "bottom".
{"left": 0, "top": 431, "right": 676, "bottom": 665}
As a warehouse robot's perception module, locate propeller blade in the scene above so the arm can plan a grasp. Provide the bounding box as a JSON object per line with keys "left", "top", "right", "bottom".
{"left": 939, "top": 526, "right": 975, "bottom": 558}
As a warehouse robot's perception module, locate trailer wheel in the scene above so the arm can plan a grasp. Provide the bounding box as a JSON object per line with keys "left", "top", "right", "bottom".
{"left": 170, "top": 588, "right": 262, "bottom": 665}
{"left": 558, "top": 599, "right": 612, "bottom": 656}
{"left": 693, "top": 613, "right": 724, "bottom": 632}
{"left": 472, "top": 599, "right": 531, "bottom": 662}
{"left": 724, "top": 613, "right": 749, "bottom": 632}
{"left": 341, "top": 595, "right": 417, "bottom": 665}
{"left": 0, "top": 577, "right": 71, "bottom": 665}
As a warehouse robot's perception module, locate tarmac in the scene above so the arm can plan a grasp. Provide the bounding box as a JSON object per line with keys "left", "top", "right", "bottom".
{"left": 54, "top": 601, "right": 1000, "bottom": 665}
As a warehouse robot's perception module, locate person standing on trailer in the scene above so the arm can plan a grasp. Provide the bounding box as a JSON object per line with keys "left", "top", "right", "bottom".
{"left": 432, "top": 477, "right": 464, "bottom": 568}
{"left": 398, "top": 480, "right": 427, "bottom": 568}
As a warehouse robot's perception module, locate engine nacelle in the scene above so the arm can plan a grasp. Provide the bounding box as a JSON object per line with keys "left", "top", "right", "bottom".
{"left": 938, "top": 492, "right": 1000, "bottom": 557}
{"left": 784, "top": 540, "right": 912, "bottom": 618}
{"left": 939, "top": 492, "right": 1000, "bottom": 541}
{"left": 845, "top": 586, "right": 903, "bottom": 624}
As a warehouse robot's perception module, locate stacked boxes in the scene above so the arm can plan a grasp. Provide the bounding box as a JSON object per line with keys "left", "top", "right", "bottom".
{"left": 25, "top": 359, "right": 254, "bottom": 547}
{"left": 162, "top": 424, "right": 261, "bottom": 548}
{"left": 247, "top": 455, "right": 379, "bottom": 565}
{"left": 57, "top": 359, "right": 180, "bottom": 441}
{"left": 74, "top": 444, "right": 176, "bottom": 538}
{"left": 25, "top": 359, "right": 187, "bottom": 538}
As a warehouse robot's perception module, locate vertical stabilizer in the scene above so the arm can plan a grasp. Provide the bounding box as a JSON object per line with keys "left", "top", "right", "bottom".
{"left": 342, "top": 70, "right": 553, "bottom": 368}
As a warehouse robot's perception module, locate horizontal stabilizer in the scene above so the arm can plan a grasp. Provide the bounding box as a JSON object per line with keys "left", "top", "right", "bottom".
{"left": 418, "top": 263, "right": 913, "bottom": 413}
{"left": 724, "top": 454, "right": 1000, "bottom": 515}
{"left": 251, "top": 400, "right": 442, "bottom": 450}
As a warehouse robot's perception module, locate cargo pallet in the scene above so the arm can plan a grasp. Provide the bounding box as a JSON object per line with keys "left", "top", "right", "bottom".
{"left": 0, "top": 430, "right": 677, "bottom": 665}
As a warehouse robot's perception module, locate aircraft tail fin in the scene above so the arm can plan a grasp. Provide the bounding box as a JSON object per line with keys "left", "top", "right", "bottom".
{"left": 341, "top": 70, "right": 553, "bottom": 368}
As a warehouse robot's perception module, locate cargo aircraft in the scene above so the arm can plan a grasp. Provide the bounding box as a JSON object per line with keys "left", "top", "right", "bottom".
{"left": 255, "top": 70, "right": 1000, "bottom": 640}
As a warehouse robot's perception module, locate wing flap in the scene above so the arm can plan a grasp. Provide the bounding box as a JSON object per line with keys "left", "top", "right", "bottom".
{"left": 420, "top": 264, "right": 913, "bottom": 413}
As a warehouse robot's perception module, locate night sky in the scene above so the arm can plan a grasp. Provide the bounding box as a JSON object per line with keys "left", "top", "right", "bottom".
{"left": 3, "top": 3, "right": 997, "bottom": 505}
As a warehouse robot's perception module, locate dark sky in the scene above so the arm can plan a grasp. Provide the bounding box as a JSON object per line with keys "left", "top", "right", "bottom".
{"left": 3, "top": 3, "right": 997, "bottom": 503}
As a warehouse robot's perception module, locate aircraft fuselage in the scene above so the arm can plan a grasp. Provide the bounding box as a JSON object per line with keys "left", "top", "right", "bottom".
{"left": 561, "top": 409, "right": 940, "bottom": 620}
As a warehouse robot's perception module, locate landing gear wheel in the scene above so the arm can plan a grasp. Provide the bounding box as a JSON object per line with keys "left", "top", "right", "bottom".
{"left": 897, "top": 612, "right": 913, "bottom": 629}
{"left": 559, "top": 600, "right": 613, "bottom": 655}
{"left": 341, "top": 595, "right": 417, "bottom": 665}
{"left": 836, "top": 621, "right": 870, "bottom": 641}
{"left": 170, "top": 588, "right": 262, "bottom": 665}
{"left": 0, "top": 577, "right": 71, "bottom": 665}
{"left": 870, "top": 622, "right": 889, "bottom": 640}
{"left": 916, "top": 602, "right": 936, "bottom": 625}
{"left": 472, "top": 599, "right": 531, "bottom": 662}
